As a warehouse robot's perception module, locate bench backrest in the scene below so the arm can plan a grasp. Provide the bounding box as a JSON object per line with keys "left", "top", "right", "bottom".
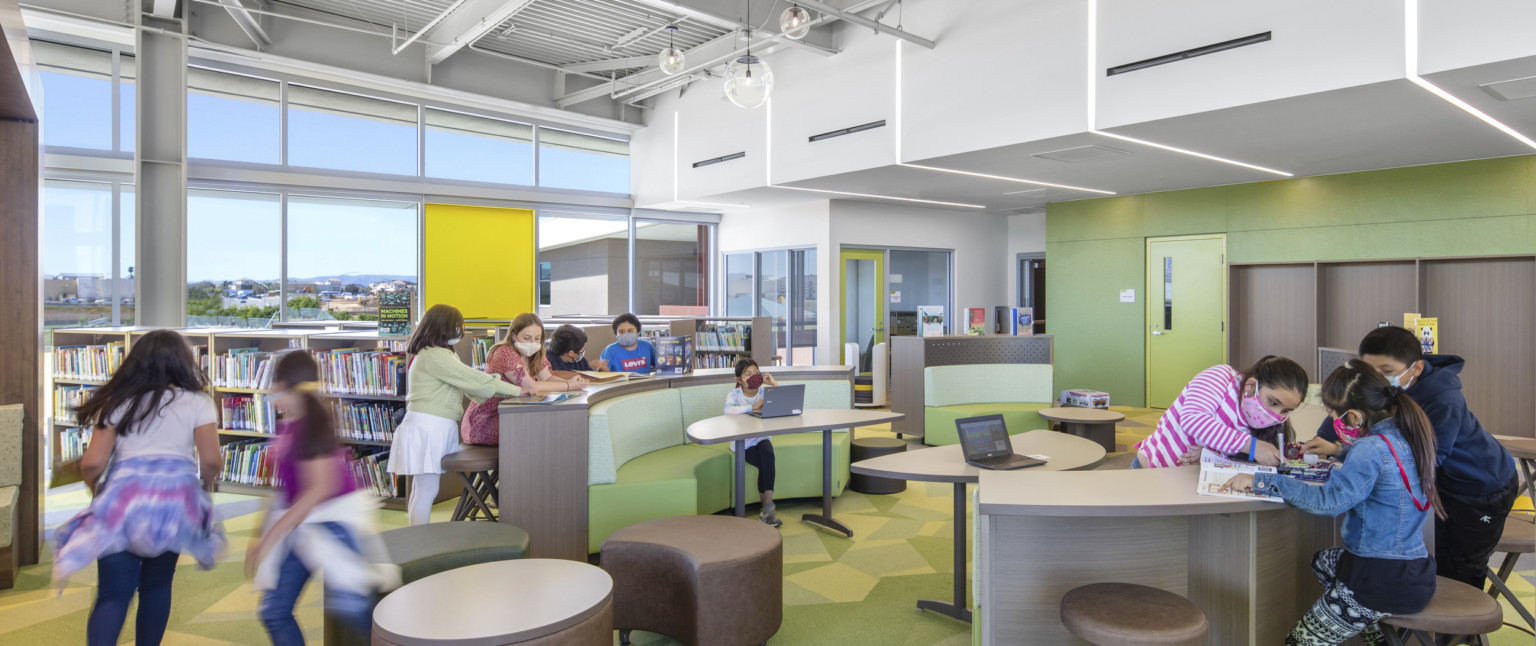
{"left": 0, "top": 404, "right": 19, "bottom": 488}
{"left": 923, "top": 364, "right": 1053, "bottom": 407}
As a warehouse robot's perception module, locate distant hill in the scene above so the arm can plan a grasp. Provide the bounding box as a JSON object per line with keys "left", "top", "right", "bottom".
{"left": 288, "top": 273, "right": 416, "bottom": 286}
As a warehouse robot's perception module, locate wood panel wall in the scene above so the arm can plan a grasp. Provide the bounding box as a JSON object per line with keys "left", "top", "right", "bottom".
{"left": 1317, "top": 261, "right": 1416, "bottom": 350}
{"left": 0, "top": 118, "right": 40, "bottom": 564}
{"left": 1229, "top": 264, "right": 1316, "bottom": 378}
{"left": 1420, "top": 257, "right": 1536, "bottom": 437}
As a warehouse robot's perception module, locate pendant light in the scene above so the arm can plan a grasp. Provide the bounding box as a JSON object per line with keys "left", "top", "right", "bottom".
{"left": 723, "top": 1, "right": 773, "bottom": 109}
{"left": 658, "top": 25, "right": 685, "bottom": 75}
{"left": 780, "top": 4, "right": 812, "bottom": 40}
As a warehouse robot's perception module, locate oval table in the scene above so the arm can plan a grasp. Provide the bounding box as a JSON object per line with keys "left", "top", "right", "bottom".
{"left": 1038, "top": 407, "right": 1125, "bottom": 452}
{"left": 849, "top": 429, "right": 1106, "bottom": 623}
{"left": 373, "top": 559, "right": 613, "bottom": 645}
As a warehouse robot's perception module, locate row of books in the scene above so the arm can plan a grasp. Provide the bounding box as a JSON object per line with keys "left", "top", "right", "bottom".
{"left": 694, "top": 324, "right": 751, "bottom": 352}
{"left": 220, "top": 439, "right": 281, "bottom": 487}
{"left": 52, "top": 343, "right": 125, "bottom": 381}
{"left": 52, "top": 384, "right": 95, "bottom": 425}
{"left": 692, "top": 353, "right": 742, "bottom": 369}
{"left": 471, "top": 336, "right": 495, "bottom": 371}
{"left": 333, "top": 400, "right": 402, "bottom": 442}
{"left": 349, "top": 448, "right": 401, "bottom": 498}
{"left": 313, "top": 348, "right": 407, "bottom": 396}
{"left": 221, "top": 394, "right": 274, "bottom": 433}
{"left": 60, "top": 427, "right": 91, "bottom": 462}
{"left": 214, "top": 348, "right": 276, "bottom": 390}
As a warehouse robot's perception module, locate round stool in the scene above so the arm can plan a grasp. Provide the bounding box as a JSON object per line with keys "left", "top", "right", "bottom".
{"left": 442, "top": 446, "right": 499, "bottom": 521}
{"left": 850, "top": 437, "right": 908, "bottom": 493}
{"left": 1381, "top": 576, "right": 1505, "bottom": 644}
{"left": 1060, "top": 583, "right": 1209, "bottom": 646}
{"left": 601, "top": 515, "right": 782, "bottom": 646}
{"left": 373, "top": 559, "right": 611, "bottom": 645}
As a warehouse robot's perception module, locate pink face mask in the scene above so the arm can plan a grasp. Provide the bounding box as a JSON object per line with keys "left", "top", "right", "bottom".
{"left": 1240, "top": 390, "right": 1288, "bottom": 428}
{"left": 1333, "top": 416, "right": 1363, "bottom": 446}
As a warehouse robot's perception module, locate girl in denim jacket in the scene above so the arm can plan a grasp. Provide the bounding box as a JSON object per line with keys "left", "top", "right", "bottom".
{"left": 1224, "top": 360, "right": 1444, "bottom": 646}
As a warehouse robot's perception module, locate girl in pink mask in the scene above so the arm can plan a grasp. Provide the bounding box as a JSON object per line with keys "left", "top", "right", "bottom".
{"left": 1134, "top": 355, "right": 1308, "bottom": 469}
{"left": 723, "top": 358, "right": 781, "bottom": 526}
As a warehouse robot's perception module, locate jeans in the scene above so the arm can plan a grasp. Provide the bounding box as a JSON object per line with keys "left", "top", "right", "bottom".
{"left": 1128, "top": 454, "right": 1143, "bottom": 469}
{"left": 88, "top": 551, "right": 180, "bottom": 646}
{"left": 259, "top": 523, "right": 374, "bottom": 645}
{"left": 1435, "top": 475, "right": 1520, "bottom": 590}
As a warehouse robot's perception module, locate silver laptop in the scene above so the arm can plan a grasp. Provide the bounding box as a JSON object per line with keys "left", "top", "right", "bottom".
{"left": 748, "top": 384, "right": 804, "bottom": 418}
{"left": 957, "top": 414, "right": 1045, "bottom": 470}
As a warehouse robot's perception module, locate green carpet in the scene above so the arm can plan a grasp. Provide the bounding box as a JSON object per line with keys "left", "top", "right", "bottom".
{"left": 1, "top": 410, "right": 1530, "bottom": 645}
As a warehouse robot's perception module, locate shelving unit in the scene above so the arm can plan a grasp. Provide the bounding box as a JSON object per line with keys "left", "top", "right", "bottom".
{"left": 46, "top": 327, "right": 134, "bottom": 488}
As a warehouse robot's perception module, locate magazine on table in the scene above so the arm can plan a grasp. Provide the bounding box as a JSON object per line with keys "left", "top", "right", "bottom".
{"left": 1195, "top": 449, "right": 1283, "bottom": 502}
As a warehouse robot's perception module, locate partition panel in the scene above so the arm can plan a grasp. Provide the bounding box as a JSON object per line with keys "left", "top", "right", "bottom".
{"left": 1419, "top": 257, "right": 1536, "bottom": 438}
{"left": 1229, "top": 264, "right": 1316, "bottom": 377}
{"left": 1318, "top": 261, "right": 1417, "bottom": 349}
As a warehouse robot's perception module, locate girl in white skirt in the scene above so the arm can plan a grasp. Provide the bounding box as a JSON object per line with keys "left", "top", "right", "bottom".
{"left": 391, "top": 304, "right": 521, "bottom": 524}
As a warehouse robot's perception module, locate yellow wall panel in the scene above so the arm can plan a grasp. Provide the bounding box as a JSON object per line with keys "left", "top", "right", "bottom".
{"left": 423, "top": 203, "right": 535, "bottom": 320}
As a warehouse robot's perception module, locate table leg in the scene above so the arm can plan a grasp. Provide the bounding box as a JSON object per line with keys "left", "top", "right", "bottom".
{"left": 1519, "top": 459, "right": 1535, "bottom": 506}
{"left": 801, "top": 430, "right": 853, "bottom": 537}
{"left": 916, "top": 482, "right": 972, "bottom": 623}
{"left": 1064, "top": 421, "right": 1116, "bottom": 453}
{"left": 735, "top": 439, "right": 747, "bottom": 518}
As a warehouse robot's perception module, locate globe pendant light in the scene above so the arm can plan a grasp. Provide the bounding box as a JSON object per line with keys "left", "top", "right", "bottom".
{"left": 780, "top": 4, "right": 812, "bottom": 40}
{"left": 723, "top": 1, "right": 773, "bottom": 109}
{"left": 658, "top": 25, "right": 685, "bottom": 75}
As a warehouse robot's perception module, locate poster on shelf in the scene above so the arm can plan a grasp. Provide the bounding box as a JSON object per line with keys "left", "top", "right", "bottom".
{"left": 918, "top": 306, "right": 945, "bottom": 337}
{"left": 1014, "top": 307, "right": 1035, "bottom": 336}
{"left": 965, "top": 308, "right": 987, "bottom": 336}
{"left": 379, "top": 291, "right": 414, "bottom": 337}
{"left": 1417, "top": 317, "right": 1438, "bottom": 354}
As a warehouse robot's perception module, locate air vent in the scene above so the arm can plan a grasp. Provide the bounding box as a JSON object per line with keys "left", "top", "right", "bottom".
{"left": 1481, "top": 75, "right": 1536, "bottom": 101}
{"left": 809, "top": 120, "right": 886, "bottom": 142}
{"left": 692, "top": 152, "right": 746, "bottom": 168}
{"left": 1107, "top": 32, "right": 1271, "bottom": 77}
{"left": 1032, "top": 145, "right": 1130, "bottom": 163}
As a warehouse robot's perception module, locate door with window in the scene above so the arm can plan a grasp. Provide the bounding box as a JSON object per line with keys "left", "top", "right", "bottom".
{"left": 1145, "top": 235, "right": 1227, "bottom": 408}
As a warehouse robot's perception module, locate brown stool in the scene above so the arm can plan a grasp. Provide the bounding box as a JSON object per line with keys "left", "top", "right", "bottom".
{"left": 850, "top": 436, "right": 907, "bottom": 494}
{"left": 1060, "top": 583, "right": 1209, "bottom": 646}
{"left": 441, "top": 446, "right": 498, "bottom": 522}
{"left": 1486, "top": 512, "right": 1535, "bottom": 632}
{"left": 1381, "top": 576, "right": 1504, "bottom": 646}
{"left": 601, "top": 515, "right": 781, "bottom": 646}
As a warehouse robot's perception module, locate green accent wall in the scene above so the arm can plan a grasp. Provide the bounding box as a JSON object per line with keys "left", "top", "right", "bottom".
{"left": 1047, "top": 154, "right": 1536, "bottom": 407}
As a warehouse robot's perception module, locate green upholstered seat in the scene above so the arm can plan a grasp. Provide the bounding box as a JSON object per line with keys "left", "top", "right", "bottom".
{"left": 923, "top": 402, "right": 1051, "bottom": 446}
{"left": 922, "top": 364, "right": 1053, "bottom": 446}
{"left": 589, "top": 445, "right": 731, "bottom": 553}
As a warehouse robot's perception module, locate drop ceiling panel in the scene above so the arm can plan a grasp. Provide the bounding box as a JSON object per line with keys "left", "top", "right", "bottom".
{"left": 1422, "top": 55, "right": 1536, "bottom": 145}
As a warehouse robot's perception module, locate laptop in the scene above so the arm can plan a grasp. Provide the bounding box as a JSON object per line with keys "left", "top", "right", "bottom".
{"left": 748, "top": 384, "right": 805, "bottom": 418}
{"left": 956, "top": 414, "right": 1045, "bottom": 470}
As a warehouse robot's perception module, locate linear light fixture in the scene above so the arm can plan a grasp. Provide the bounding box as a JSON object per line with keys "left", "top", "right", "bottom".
{"left": 775, "top": 185, "right": 987, "bottom": 209}
{"left": 809, "top": 120, "right": 886, "bottom": 142}
{"left": 692, "top": 152, "right": 747, "bottom": 168}
{"left": 899, "top": 163, "right": 1118, "bottom": 195}
{"left": 1403, "top": 0, "right": 1536, "bottom": 150}
{"left": 1106, "top": 32, "right": 1271, "bottom": 77}
{"left": 677, "top": 200, "right": 748, "bottom": 209}
{"left": 1085, "top": 0, "right": 1293, "bottom": 177}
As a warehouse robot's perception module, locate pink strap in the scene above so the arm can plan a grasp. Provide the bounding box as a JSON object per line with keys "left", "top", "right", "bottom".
{"left": 1380, "top": 437, "right": 1431, "bottom": 512}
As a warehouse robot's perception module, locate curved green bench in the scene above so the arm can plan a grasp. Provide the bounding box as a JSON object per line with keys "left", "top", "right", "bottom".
{"left": 586, "top": 380, "right": 852, "bottom": 553}
{"left": 923, "top": 364, "right": 1054, "bottom": 446}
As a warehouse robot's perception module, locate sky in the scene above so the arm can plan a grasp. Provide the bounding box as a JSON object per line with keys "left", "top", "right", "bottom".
{"left": 39, "top": 68, "right": 630, "bottom": 280}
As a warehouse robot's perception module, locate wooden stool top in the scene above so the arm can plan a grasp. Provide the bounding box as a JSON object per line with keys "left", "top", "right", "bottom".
{"left": 1380, "top": 576, "right": 1503, "bottom": 636}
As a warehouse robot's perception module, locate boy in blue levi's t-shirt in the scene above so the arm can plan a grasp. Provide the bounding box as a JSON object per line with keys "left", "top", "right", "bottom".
{"left": 600, "top": 313, "right": 656, "bottom": 374}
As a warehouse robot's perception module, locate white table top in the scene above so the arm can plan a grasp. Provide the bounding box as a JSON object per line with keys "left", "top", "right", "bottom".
{"left": 1037, "top": 407, "right": 1126, "bottom": 423}
{"left": 372, "top": 559, "right": 612, "bottom": 644}
{"left": 686, "top": 409, "right": 905, "bottom": 445}
{"left": 978, "top": 466, "right": 1289, "bottom": 517}
{"left": 849, "top": 430, "right": 1106, "bottom": 484}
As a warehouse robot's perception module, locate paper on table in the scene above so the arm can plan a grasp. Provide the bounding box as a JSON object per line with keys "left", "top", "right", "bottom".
{"left": 1196, "top": 450, "right": 1283, "bottom": 502}
{"left": 570, "top": 371, "right": 636, "bottom": 383}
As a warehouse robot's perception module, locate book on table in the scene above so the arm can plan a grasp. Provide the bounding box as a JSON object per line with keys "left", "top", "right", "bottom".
{"left": 552, "top": 370, "right": 634, "bottom": 383}
{"left": 505, "top": 393, "right": 576, "bottom": 405}
{"left": 1195, "top": 449, "right": 1283, "bottom": 502}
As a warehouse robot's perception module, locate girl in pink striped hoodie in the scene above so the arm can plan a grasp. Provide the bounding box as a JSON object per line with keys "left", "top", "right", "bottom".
{"left": 1134, "top": 355, "right": 1308, "bottom": 469}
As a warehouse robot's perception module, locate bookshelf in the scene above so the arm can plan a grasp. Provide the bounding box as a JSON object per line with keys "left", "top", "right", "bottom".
{"left": 46, "top": 327, "right": 132, "bottom": 488}
{"left": 543, "top": 315, "right": 775, "bottom": 370}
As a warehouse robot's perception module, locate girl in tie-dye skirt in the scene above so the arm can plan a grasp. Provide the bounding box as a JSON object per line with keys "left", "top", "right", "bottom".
{"left": 52, "top": 330, "right": 227, "bottom": 646}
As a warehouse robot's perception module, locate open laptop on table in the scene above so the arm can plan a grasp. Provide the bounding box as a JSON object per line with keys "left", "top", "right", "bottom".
{"left": 748, "top": 383, "right": 805, "bottom": 418}
{"left": 957, "top": 414, "right": 1045, "bottom": 470}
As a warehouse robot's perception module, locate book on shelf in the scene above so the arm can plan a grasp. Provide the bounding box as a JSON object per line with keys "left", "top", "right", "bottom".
{"left": 215, "top": 348, "right": 275, "bottom": 390}
{"left": 378, "top": 291, "right": 414, "bottom": 337}
{"left": 52, "top": 342, "right": 125, "bottom": 381}
{"left": 1416, "top": 317, "right": 1438, "bottom": 354}
{"left": 220, "top": 394, "right": 275, "bottom": 433}
{"left": 220, "top": 439, "right": 281, "bottom": 488}
{"left": 692, "top": 353, "right": 739, "bottom": 369}
{"left": 471, "top": 336, "right": 495, "bottom": 370}
{"left": 695, "top": 323, "right": 751, "bottom": 353}
{"left": 332, "top": 400, "right": 403, "bottom": 442}
{"left": 965, "top": 308, "right": 987, "bottom": 336}
{"left": 918, "top": 306, "right": 945, "bottom": 337}
{"left": 60, "top": 427, "right": 92, "bottom": 462}
{"left": 52, "top": 384, "right": 96, "bottom": 425}
{"left": 348, "top": 447, "right": 400, "bottom": 498}
{"left": 311, "top": 348, "right": 407, "bottom": 396}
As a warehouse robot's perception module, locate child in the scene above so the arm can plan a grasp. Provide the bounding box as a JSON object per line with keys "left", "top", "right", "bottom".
{"left": 600, "top": 313, "right": 657, "bottom": 374}
{"left": 547, "top": 324, "right": 606, "bottom": 372}
{"left": 723, "top": 359, "right": 782, "bottom": 527}
{"left": 461, "top": 313, "right": 588, "bottom": 445}
{"left": 1224, "top": 360, "right": 1442, "bottom": 645}
{"left": 390, "top": 304, "right": 521, "bottom": 525}
{"left": 248, "top": 351, "right": 393, "bottom": 645}
{"left": 1134, "top": 355, "right": 1307, "bottom": 469}
{"left": 53, "top": 330, "right": 226, "bottom": 646}
{"left": 1305, "top": 326, "right": 1518, "bottom": 590}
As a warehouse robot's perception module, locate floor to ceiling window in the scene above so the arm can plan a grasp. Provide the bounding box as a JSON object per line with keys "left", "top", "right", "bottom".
{"left": 720, "top": 248, "right": 817, "bottom": 365}
{"left": 634, "top": 221, "right": 710, "bottom": 316}
{"left": 286, "top": 196, "right": 419, "bottom": 320}
{"left": 186, "top": 189, "right": 282, "bottom": 327}
{"left": 536, "top": 212, "right": 630, "bottom": 317}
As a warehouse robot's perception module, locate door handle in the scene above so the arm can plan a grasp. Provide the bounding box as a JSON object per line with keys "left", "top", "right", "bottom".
{"left": 1152, "top": 330, "right": 1164, "bottom": 336}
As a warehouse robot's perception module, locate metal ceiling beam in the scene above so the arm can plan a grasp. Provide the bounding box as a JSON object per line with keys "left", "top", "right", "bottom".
{"left": 626, "top": 0, "right": 838, "bottom": 57}
{"left": 216, "top": 0, "right": 270, "bottom": 49}
{"left": 792, "top": 0, "right": 934, "bottom": 48}
{"left": 556, "top": 26, "right": 747, "bottom": 107}
{"left": 423, "top": 0, "right": 538, "bottom": 65}
{"left": 150, "top": 0, "right": 179, "bottom": 18}
{"left": 561, "top": 55, "right": 657, "bottom": 74}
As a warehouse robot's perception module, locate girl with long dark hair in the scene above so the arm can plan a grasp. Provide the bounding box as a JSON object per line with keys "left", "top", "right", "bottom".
{"left": 53, "top": 330, "right": 226, "bottom": 646}
{"left": 1134, "top": 355, "right": 1309, "bottom": 468}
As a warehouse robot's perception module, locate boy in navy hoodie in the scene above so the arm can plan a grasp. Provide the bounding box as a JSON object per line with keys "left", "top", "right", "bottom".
{"left": 1306, "top": 326, "right": 1519, "bottom": 590}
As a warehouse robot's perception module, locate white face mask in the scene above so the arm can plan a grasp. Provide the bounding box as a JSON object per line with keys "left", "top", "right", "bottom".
{"left": 447, "top": 336, "right": 461, "bottom": 346}
{"left": 514, "top": 341, "right": 541, "bottom": 357}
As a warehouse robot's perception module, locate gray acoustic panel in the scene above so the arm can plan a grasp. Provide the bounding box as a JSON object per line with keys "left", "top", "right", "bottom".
{"left": 924, "top": 335, "right": 1054, "bottom": 367}
{"left": 1318, "top": 347, "right": 1356, "bottom": 380}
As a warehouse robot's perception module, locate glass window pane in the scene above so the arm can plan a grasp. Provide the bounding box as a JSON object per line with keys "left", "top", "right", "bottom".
{"left": 120, "top": 187, "right": 135, "bottom": 326}
{"left": 426, "top": 108, "right": 533, "bottom": 185}
{"left": 42, "top": 180, "right": 112, "bottom": 328}
{"left": 634, "top": 221, "right": 709, "bottom": 316}
{"left": 538, "top": 128, "right": 629, "bottom": 193}
{"left": 888, "top": 250, "right": 950, "bottom": 337}
{"left": 34, "top": 41, "right": 113, "bottom": 150}
{"left": 188, "top": 189, "right": 282, "bottom": 327}
{"left": 287, "top": 196, "right": 418, "bottom": 321}
{"left": 120, "top": 54, "right": 134, "bottom": 153}
{"left": 536, "top": 213, "right": 629, "bottom": 317}
{"left": 723, "top": 253, "right": 753, "bottom": 316}
{"left": 188, "top": 67, "right": 280, "bottom": 163}
{"left": 791, "top": 249, "right": 817, "bottom": 365}
{"left": 288, "top": 84, "right": 417, "bottom": 175}
{"left": 758, "top": 251, "right": 788, "bottom": 358}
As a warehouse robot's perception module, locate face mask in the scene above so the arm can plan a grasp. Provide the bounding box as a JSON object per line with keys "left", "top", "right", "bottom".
{"left": 1386, "top": 364, "right": 1415, "bottom": 390}
{"left": 447, "top": 336, "right": 461, "bottom": 346}
{"left": 1240, "top": 388, "right": 1287, "bottom": 428}
{"left": 1333, "top": 414, "right": 1363, "bottom": 446}
{"left": 617, "top": 332, "right": 640, "bottom": 347}
{"left": 745, "top": 373, "right": 764, "bottom": 390}
{"left": 514, "top": 341, "right": 541, "bottom": 357}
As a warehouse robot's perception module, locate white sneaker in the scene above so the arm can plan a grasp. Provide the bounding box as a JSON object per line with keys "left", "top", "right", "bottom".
{"left": 759, "top": 505, "right": 782, "bottom": 527}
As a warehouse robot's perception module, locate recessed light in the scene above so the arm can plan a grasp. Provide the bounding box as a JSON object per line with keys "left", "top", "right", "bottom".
{"left": 1405, "top": 0, "right": 1536, "bottom": 150}
{"left": 1480, "top": 75, "right": 1536, "bottom": 102}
